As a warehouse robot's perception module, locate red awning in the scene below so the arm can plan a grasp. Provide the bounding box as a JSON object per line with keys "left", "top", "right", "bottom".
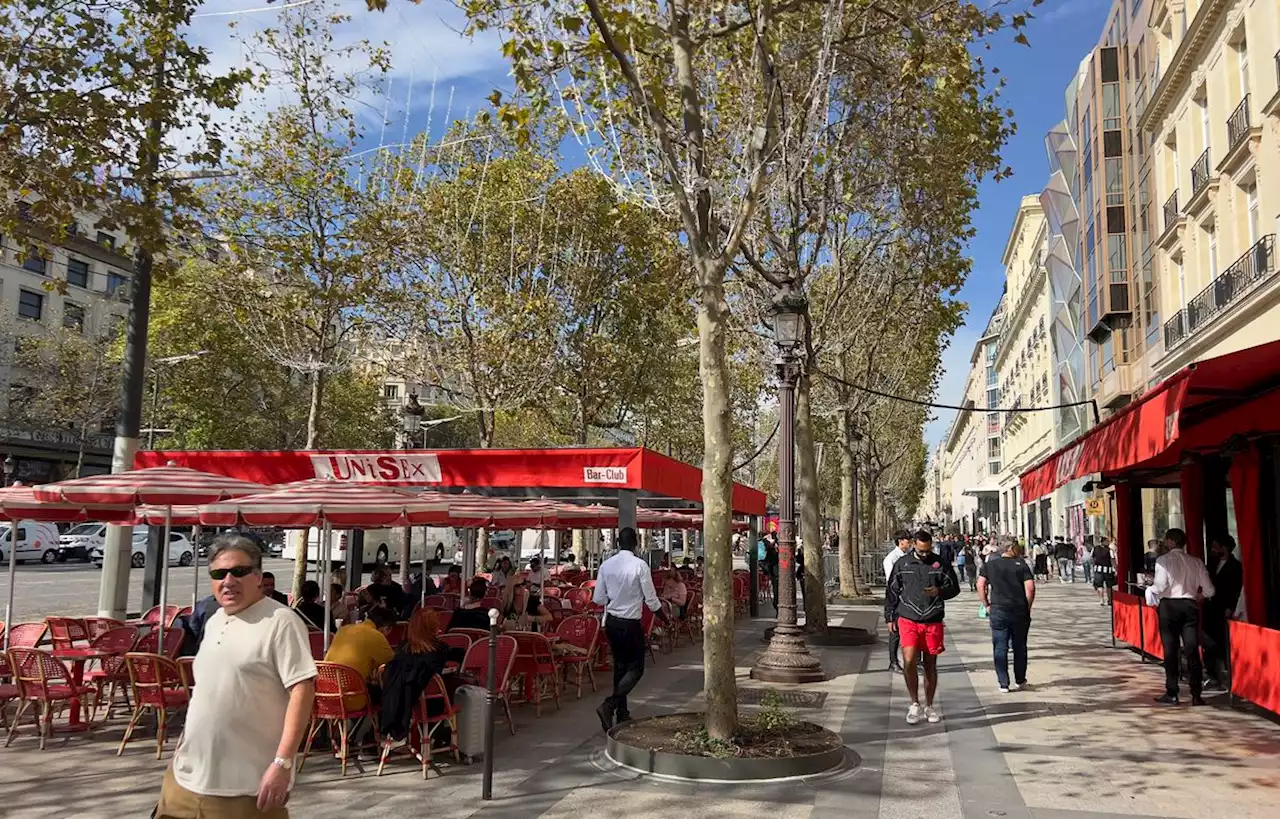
{"left": 1020, "top": 338, "right": 1280, "bottom": 502}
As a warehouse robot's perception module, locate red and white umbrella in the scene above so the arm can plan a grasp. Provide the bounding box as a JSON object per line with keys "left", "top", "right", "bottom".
{"left": 0, "top": 484, "right": 133, "bottom": 523}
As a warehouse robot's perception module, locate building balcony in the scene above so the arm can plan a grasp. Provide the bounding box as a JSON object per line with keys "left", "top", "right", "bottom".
{"left": 1163, "top": 234, "right": 1277, "bottom": 351}
{"left": 1096, "top": 360, "right": 1141, "bottom": 411}
{"left": 1218, "top": 94, "right": 1262, "bottom": 177}
{"left": 1157, "top": 190, "right": 1185, "bottom": 252}
{"left": 1264, "top": 53, "right": 1280, "bottom": 118}
{"left": 1087, "top": 282, "right": 1134, "bottom": 342}
{"left": 1186, "top": 149, "right": 1218, "bottom": 218}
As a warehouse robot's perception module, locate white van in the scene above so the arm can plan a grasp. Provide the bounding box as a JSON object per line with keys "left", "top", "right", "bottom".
{"left": 0, "top": 521, "right": 61, "bottom": 564}
{"left": 282, "top": 526, "right": 462, "bottom": 567}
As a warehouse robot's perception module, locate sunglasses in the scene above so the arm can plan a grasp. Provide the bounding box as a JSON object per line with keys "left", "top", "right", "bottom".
{"left": 209, "top": 565, "right": 257, "bottom": 580}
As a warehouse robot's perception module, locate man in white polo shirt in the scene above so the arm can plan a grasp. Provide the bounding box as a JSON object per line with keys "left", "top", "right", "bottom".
{"left": 156, "top": 534, "right": 317, "bottom": 819}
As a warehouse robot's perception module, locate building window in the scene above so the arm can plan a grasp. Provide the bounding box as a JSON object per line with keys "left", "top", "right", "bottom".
{"left": 97, "top": 231, "right": 116, "bottom": 251}
{"left": 106, "top": 272, "right": 127, "bottom": 296}
{"left": 18, "top": 289, "right": 43, "bottom": 321}
{"left": 1107, "top": 234, "right": 1127, "bottom": 275}
{"left": 383, "top": 384, "right": 399, "bottom": 400}
{"left": 1105, "top": 158, "right": 1124, "bottom": 206}
{"left": 22, "top": 249, "right": 46, "bottom": 275}
{"left": 64, "top": 302, "right": 85, "bottom": 332}
{"left": 66, "top": 258, "right": 90, "bottom": 289}
{"left": 1207, "top": 226, "right": 1217, "bottom": 277}
{"left": 1247, "top": 185, "right": 1259, "bottom": 244}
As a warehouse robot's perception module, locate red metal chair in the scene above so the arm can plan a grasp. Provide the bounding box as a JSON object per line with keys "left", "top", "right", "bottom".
{"left": 437, "top": 632, "right": 471, "bottom": 670}
{"left": 118, "top": 652, "right": 189, "bottom": 758}
{"left": 423, "top": 595, "right": 448, "bottom": 610}
{"left": 5, "top": 647, "right": 96, "bottom": 750}
{"left": 449, "top": 627, "right": 490, "bottom": 643}
{"left": 480, "top": 595, "right": 503, "bottom": 612}
{"left": 732, "top": 575, "right": 749, "bottom": 618}
{"left": 385, "top": 622, "right": 408, "bottom": 647}
{"left": 509, "top": 631, "right": 560, "bottom": 716}
{"left": 139, "top": 605, "right": 182, "bottom": 627}
{"left": 0, "top": 652, "right": 18, "bottom": 730}
{"left": 6, "top": 622, "right": 47, "bottom": 649}
{"left": 45, "top": 617, "right": 91, "bottom": 651}
{"left": 461, "top": 636, "right": 518, "bottom": 735}
{"left": 564, "top": 588, "right": 592, "bottom": 611}
{"left": 640, "top": 607, "right": 659, "bottom": 664}
{"left": 308, "top": 630, "right": 326, "bottom": 661}
{"left": 542, "top": 586, "right": 561, "bottom": 598}
{"left": 133, "top": 625, "right": 184, "bottom": 658}
{"left": 678, "top": 591, "right": 703, "bottom": 643}
{"left": 376, "top": 673, "right": 458, "bottom": 779}
{"left": 84, "top": 625, "right": 140, "bottom": 720}
{"left": 175, "top": 606, "right": 193, "bottom": 618}
{"left": 554, "top": 615, "right": 599, "bottom": 699}
{"left": 543, "top": 596, "right": 568, "bottom": 624}
{"left": 434, "top": 610, "right": 453, "bottom": 632}
{"left": 83, "top": 617, "right": 125, "bottom": 641}
{"left": 299, "top": 661, "right": 381, "bottom": 776}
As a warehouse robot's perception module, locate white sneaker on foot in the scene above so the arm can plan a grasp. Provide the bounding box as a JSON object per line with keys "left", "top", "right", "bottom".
{"left": 906, "top": 702, "right": 922, "bottom": 725}
{"left": 925, "top": 706, "right": 941, "bottom": 723}
{"left": 999, "top": 685, "right": 1011, "bottom": 693}
{"left": 1008, "top": 682, "right": 1021, "bottom": 691}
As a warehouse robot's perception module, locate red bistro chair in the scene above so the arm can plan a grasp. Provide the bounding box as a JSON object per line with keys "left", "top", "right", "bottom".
{"left": 5, "top": 647, "right": 96, "bottom": 750}
{"left": 449, "top": 627, "right": 490, "bottom": 643}
{"left": 543, "top": 596, "right": 568, "bottom": 624}
{"left": 679, "top": 591, "right": 703, "bottom": 643}
{"left": 541, "top": 586, "right": 561, "bottom": 598}
{"left": 433, "top": 610, "right": 453, "bottom": 631}
{"left": 300, "top": 662, "right": 381, "bottom": 776}
{"left": 563, "top": 588, "right": 592, "bottom": 611}
{"left": 83, "top": 617, "right": 125, "bottom": 641}
{"left": 385, "top": 622, "right": 408, "bottom": 648}
{"left": 118, "top": 653, "right": 189, "bottom": 758}
{"left": 438, "top": 632, "right": 471, "bottom": 670}
{"left": 308, "top": 630, "right": 327, "bottom": 661}
{"left": 6, "top": 622, "right": 48, "bottom": 649}
{"left": 133, "top": 625, "right": 185, "bottom": 659}
{"left": 554, "top": 615, "right": 599, "bottom": 699}
{"left": 509, "top": 631, "right": 561, "bottom": 717}
{"left": 139, "top": 605, "right": 182, "bottom": 628}
{"left": 376, "top": 673, "right": 459, "bottom": 779}
{"left": 45, "top": 617, "right": 91, "bottom": 651}
{"left": 423, "top": 595, "right": 448, "bottom": 610}
{"left": 640, "top": 606, "right": 660, "bottom": 664}
{"left": 84, "top": 625, "right": 140, "bottom": 720}
{"left": 461, "top": 636, "right": 518, "bottom": 735}
{"left": 480, "top": 596, "right": 503, "bottom": 612}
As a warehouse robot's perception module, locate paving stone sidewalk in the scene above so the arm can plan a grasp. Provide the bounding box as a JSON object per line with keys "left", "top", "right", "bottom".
{"left": 2, "top": 583, "right": 1278, "bottom": 819}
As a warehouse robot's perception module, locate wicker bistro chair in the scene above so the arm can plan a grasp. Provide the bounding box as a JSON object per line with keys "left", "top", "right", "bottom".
{"left": 553, "top": 615, "right": 599, "bottom": 699}
{"left": 449, "top": 627, "right": 490, "bottom": 643}
{"left": 133, "top": 625, "right": 185, "bottom": 659}
{"left": 437, "top": 632, "right": 472, "bottom": 670}
{"left": 6, "top": 622, "right": 48, "bottom": 649}
{"left": 118, "top": 653, "right": 190, "bottom": 758}
{"left": 461, "top": 636, "right": 518, "bottom": 735}
{"left": 509, "top": 631, "right": 561, "bottom": 717}
{"left": 376, "top": 673, "right": 459, "bottom": 779}
{"left": 299, "top": 662, "right": 381, "bottom": 777}
{"left": 137, "top": 605, "right": 182, "bottom": 628}
{"left": 83, "top": 617, "right": 125, "bottom": 641}
{"left": 45, "top": 617, "right": 91, "bottom": 651}
{"left": 5, "top": 647, "right": 96, "bottom": 750}
{"left": 0, "top": 652, "right": 18, "bottom": 730}
{"left": 83, "top": 625, "right": 140, "bottom": 720}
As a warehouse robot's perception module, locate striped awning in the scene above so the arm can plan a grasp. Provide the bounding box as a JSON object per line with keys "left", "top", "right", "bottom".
{"left": 33, "top": 464, "right": 268, "bottom": 507}
{"left": 198, "top": 479, "right": 451, "bottom": 528}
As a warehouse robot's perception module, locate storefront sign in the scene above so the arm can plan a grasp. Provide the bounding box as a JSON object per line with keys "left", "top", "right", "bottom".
{"left": 0, "top": 425, "right": 114, "bottom": 452}
{"left": 310, "top": 453, "right": 442, "bottom": 483}
{"left": 583, "top": 466, "right": 628, "bottom": 483}
{"left": 1084, "top": 498, "right": 1105, "bottom": 516}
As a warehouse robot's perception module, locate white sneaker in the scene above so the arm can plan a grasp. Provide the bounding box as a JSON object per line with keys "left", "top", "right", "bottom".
{"left": 925, "top": 706, "right": 941, "bottom": 723}
{"left": 1008, "top": 682, "right": 1021, "bottom": 691}
{"left": 906, "top": 702, "right": 922, "bottom": 725}
{"left": 999, "top": 686, "right": 1011, "bottom": 693}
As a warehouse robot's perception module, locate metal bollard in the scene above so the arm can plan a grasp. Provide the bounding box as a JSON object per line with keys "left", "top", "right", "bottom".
{"left": 482, "top": 608, "right": 499, "bottom": 800}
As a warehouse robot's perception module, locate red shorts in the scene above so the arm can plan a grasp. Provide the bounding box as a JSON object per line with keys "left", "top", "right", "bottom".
{"left": 897, "top": 618, "right": 945, "bottom": 655}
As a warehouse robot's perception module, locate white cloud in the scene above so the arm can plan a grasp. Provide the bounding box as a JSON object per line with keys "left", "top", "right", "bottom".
{"left": 923, "top": 323, "right": 981, "bottom": 452}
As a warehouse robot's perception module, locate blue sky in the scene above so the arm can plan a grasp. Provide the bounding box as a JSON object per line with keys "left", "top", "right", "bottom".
{"left": 922, "top": 0, "right": 1116, "bottom": 452}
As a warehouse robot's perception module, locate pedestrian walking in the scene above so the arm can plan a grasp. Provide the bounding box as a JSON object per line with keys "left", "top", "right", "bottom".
{"left": 593, "top": 527, "right": 669, "bottom": 732}
{"left": 884, "top": 530, "right": 960, "bottom": 725}
{"left": 1201, "top": 533, "right": 1242, "bottom": 691}
{"left": 978, "top": 536, "right": 1036, "bottom": 693}
{"left": 1054, "top": 537, "right": 1076, "bottom": 583}
{"left": 882, "top": 531, "right": 912, "bottom": 673}
{"left": 1145, "top": 528, "right": 1214, "bottom": 706}
{"left": 1091, "top": 537, "right": 1116, "bottom": 605}
{"left": 1081, "top": 539, "right": 1094, "bottom": 584}
{"left": 155, "top": 534, "right": 317, "bottom": 819}
{"left": 962, "top": 544, "right": 978, "bottom": 591}
{"left": 762, "top": 532, "right": 779, "bottom": 611}
{"left": 1032, "top": 539, "right": 1050, "bottom": 582}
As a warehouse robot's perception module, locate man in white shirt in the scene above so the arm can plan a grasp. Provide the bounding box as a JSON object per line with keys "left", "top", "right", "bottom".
{"left": 157, "top": 534, "right": 316, "bottom": 819}
{"left": 592, "top": 527, "right": 667, "bottom": 732}
{"left": 1145, "top": 528, "right": 1215, "bottom": 706}
{"left": 883, "top": 530, "right": 912, "bottom": 673}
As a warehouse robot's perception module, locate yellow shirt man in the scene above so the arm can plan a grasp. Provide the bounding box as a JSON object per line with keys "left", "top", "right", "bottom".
{"left": 323, "top": 617, "right": 394, "bottom": 711}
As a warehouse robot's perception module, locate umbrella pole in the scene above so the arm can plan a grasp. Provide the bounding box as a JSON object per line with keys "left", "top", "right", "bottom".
{"left": 158, "top": 506, "right": 172, "bottom": 652}
{"left": 323, "top": 520, "right": 332, "bottom": 652}
{"left": 4, "top": 528, "right": 16, "bottom": 652}
{"left": 191, "top": 523, "right": 202, "bottom": 608}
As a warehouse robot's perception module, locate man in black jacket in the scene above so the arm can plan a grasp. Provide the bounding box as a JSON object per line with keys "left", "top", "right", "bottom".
{"left": 885, "top": 530, "right": 960, "bottom": 725}
{"left": 1202, "top": 533, "right": 1243, "bottom": 691}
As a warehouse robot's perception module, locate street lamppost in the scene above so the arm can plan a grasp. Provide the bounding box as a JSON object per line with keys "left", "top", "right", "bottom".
{"left": 398, "top": 393, "right": 425, "bottom": 586}
{"left": 144, "top": 351, "right": 209, "bottom": 449}
{"left": 751, "top": 290, "right": 824, "bottom": 684}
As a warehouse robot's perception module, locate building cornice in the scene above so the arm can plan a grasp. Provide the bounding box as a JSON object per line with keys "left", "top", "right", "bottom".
{"left": 1138, "top": 0, "right": 1232, "bottom": 134}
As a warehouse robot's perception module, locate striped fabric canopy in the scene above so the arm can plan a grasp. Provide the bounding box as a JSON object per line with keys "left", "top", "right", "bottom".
{"left": 198, "top": 479, "right": 452, "bottom": 528}
{"left": 33, "top": 465, "right": 268, "bottom": 507}
{"left": 0, "top": 485, "right": 133, "bottom": 523}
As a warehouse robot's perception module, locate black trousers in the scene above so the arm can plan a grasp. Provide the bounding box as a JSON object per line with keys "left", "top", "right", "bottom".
{"left": 887, "top": 626, "right": 901, "bottom": 667}
{"left": 1158, "top": 598, "right": 1202, "bottom": 698}
{"left": 1201, "top": 604, "right": 1230, "bottom": 684}
{"left": 604, "top": 615, "right": 646, "bottom": 719}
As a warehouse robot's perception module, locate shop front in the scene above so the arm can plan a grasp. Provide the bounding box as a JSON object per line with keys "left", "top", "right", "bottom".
{"left": 1020, "top": 338, "right": 1280, "bottom": 716}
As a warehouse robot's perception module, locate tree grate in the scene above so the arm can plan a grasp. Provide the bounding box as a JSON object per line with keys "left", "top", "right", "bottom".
{"left": 735, "top": 688, "right": 828, "bottom": 708}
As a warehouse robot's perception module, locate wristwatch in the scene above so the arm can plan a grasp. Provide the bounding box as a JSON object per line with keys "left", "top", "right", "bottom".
{"left": 272, "top": 756, "right": 294, "bottom": 771}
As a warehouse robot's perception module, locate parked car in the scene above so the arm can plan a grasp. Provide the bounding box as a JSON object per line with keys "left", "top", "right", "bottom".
{"left": 55, "top": 522, "right": 108, "bottom": 562}
{"left": 0, "top": 521, "right": 62, "bottom": 565}
{"left": 91, "top": 530, "right": 194, "bottom": 569}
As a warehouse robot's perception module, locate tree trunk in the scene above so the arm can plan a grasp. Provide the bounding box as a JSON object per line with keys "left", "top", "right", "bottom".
{"left": 864, "top": 473, "right": 878, "bottom": 558}
{"left": 836, "top": 409, "right": 857, "bottom": 597}
{"left": 795, "top": 371, "right": 828, "bottom": 633}
{"left": 475, "top": 528, "right": 489, "bottom": 573}
{"left": 851, "top": 450, "right": 866, "bottom": 594}
{"left": 697, "top": 271, "right": 737, "bottom": 741}
{"left": 293, "top": 366, "right": 326, "bottom": 600}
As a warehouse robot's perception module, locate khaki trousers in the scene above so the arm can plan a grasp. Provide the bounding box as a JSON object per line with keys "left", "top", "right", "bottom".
{"left": 155, "top": 768, "right": 288, "bottom": 819}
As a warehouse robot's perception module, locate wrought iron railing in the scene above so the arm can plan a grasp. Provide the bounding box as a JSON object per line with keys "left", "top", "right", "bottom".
{"left": 1162, "top": 191, "right": 1179, "bottom": 233}
{"left": 1163, "top": 234, "right": 1276, "bottom": 350}
{"left": 1227, "top": 95, "right": 1251, "bottom": 153}
{"left": 1190, "top": 149, "right": 1211, "bottom": 196}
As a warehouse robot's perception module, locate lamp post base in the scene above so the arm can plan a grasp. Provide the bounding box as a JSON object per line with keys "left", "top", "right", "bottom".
{"left": 749, "top": 627, "right": 825, "bottom": 683}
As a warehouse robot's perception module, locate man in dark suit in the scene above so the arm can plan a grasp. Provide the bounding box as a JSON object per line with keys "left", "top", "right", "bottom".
{"left": 1202, "top": 533, "right": 1243, "bottom": 691}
